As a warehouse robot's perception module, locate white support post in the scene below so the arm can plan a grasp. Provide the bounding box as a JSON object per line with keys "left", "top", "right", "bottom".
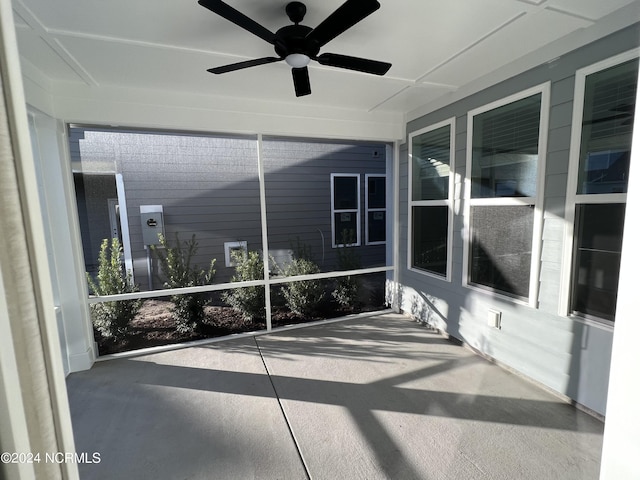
{"left": 599, "top": 73, "right": 640, "bottom": 480}
{"left": 391, "top": 141, "right": 401, "bottom": 312}
{"left": 256, "top": 134, "right": 272, "bottom": 330}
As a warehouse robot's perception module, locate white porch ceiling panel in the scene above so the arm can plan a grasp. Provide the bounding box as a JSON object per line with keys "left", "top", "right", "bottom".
{"left": 11, "top": 0, "right": 640, "bottom": 120}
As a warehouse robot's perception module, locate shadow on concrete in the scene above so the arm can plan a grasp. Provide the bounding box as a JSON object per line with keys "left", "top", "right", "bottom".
{"left": 68, "top": 314, "right": 604, "bottom": 480}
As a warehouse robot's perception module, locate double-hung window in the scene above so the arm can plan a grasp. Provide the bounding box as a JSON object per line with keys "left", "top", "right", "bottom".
{"left": 464, "top": 86, "right": 549, "bottom": 304}
{"left": 331, "top": 173, "right": 360, "bottom": 247}
{"left": 365, "top": 175, "right": 386, "bottom": 245}
{"left": 408, "top": 119, "right": 455, "bottom": 279}
{"left": 565, "top": 52, "right": 638, "bottom": 323}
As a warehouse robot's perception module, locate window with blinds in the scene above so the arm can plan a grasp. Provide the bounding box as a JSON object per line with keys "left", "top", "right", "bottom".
{"left": 577, "top": 58, "right": 638, "bottom": 195}
{"left": 466, "top": 88, "right": 546, "bottom": 301}
{"left": 412, "top": 125, "right": 451, "bottom": 201}
{"left": 471, "top": 94, "right": 541, "bottom": 199}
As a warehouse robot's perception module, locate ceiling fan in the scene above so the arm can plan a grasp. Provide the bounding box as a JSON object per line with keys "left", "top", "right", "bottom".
{"left": 198, "top": 0, "right": 392, "bottom": 97}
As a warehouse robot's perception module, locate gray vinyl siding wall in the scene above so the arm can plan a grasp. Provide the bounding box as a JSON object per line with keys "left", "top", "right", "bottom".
{"left": 71, "top": 131, "right": 262, "bottom": 288}
{"left": 71, "top": 130, "right": 387, "bottom": 288}
{"left": 263, "top": 138, "right": 386, "bottom": 271}
{"left": 401, "top": 25, "right": 640, "bottom": 416}
{"left": 118, "top": 134, "right": 261, "bottom": 287}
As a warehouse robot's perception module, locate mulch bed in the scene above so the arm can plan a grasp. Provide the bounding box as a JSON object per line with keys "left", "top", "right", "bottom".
{"left": 94, "top": 298, "right": 381, "bottom": 356}
{"left": 95, "top": 273, "right": 387, "bottom": 355}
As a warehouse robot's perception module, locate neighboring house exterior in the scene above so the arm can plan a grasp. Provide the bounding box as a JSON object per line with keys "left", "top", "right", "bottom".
{"left": 70, "top": 129, "right": 388, "bottom": 288}
{"left": 397, "top": 25, "right": 639, "bottom": 416}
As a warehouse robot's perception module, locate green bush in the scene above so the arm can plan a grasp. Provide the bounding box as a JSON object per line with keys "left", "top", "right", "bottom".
{"left": 332, "top": 275, "right": 360, "bottom": 308}
{"left": 279, "top": 257, "right": 324, "bottom": 317}
{"left": 86, "top": 238, "right": 142, "bottom": 339}
{"left": 332, "top": 235, "right": 361, "bottom": 309}
{"left": 222, "top": 250, "right": 265, "bottom": 321}
{"left": 152, "top": 233, "right": 216, "bottom": 333}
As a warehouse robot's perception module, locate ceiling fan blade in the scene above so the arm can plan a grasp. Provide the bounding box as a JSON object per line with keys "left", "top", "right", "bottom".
{"left": 292, "top": 67, "right": 311, "bottom": 97}
{"left": 305, "top": 0, "right": 380, "bottom": 49}
{"left": 198, "top": 0, "right": 276, "bottom": 44}
{"left": 316, "top": 53, "right": 391, "bottom": 75}
{"left": 207, "top": 56, "right": 282, "bottom": 74}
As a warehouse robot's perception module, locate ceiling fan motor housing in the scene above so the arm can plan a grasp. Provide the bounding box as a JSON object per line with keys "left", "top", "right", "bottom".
{"left": 274, "top": 24, "right": 319, "bottom": 58}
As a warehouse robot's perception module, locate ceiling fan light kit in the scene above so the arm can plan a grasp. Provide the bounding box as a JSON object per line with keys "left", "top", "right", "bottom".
{"left": 198, "top": 0, "right": 392, "bottom": 97}
{"left": 285, "top": 53, "right": 311, "bottom": 68}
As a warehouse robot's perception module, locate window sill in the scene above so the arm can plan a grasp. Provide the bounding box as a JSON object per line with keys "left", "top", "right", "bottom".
{"left": 407, "top": 266, "right": 451, "bottom": 283}
{"left": 462, "top": 282, "right": 533, "bottom": 308}
{"left": 568, "top": 313, "right": 615, "bottom": 331}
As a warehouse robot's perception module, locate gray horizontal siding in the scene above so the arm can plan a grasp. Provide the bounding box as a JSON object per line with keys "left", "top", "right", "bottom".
{"left": 263, "top": 139, "right": 387, "bottom": 271}
{"left": 73, "top": 130, "right": 389, "bottom": 289}
{"left": 400, "top": 24, "right": 640, "bottom": 415}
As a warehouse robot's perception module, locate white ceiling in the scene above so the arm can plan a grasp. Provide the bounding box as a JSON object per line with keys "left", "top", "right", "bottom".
{"left": 11, "top": 0, "right": 640, "bottom": 129}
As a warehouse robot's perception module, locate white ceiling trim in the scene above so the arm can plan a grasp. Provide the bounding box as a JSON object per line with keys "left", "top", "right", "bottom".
{"left": 415, "top": 12, "right": 527, "bottom": 84}
{"left": 515, "top": 0, "right": 546, "bottom": 5}
{"left": 47, "top": 28, "right": 463, "bottom": 91}
{"left": 12, "top": 0, "right": 98, "bottom": 86}
{"left": 48, "top": 28, "right": 247, "bottom": 62}
{"left": 406, "top": 1, "right": 640, "bottom": 123}
{"left": 368, "top": 85, "right": 412, "bottom": 113}
{"left": 415, "top": 2, "right": 598, "bottom": 86}
{"left": 544, "top": 5, "right": 597, "bottom": 22}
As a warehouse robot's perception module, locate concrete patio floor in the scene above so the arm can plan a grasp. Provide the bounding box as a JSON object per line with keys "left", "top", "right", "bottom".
{"left": 66, "top": 312, "right": 604, "bottom": 479}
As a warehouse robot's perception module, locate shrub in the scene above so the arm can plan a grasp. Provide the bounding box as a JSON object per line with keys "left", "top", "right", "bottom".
{"left": 222, "top": 250, "right": 265, "bottom": 321}
{"left": 86, "top": 238, "right": 142, "bottom": 339}
{"left": 152, "top": 233, "right": 216, "bottom": 333}
{"left": 332, "top": 234, "right": 361, "bottom": 309}
{"left": 279, "top": 257, "right": 324, "bottom": 317}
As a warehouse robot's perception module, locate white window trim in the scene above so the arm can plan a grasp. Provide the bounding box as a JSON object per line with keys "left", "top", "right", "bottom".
{"left": 330, "top": 173, "right": 361, "bottom": 247}
{"left": 115, "top": 173, "right": 134, "bottom": 274}
{"left": 559, "top": 49, "right": 638, "bottom": 322}
{"left": 462, "top": 83, "right": 550, "bottom": 307}
{"left": 407, "top": 117, "right": 456, "bottom": 282}
{"left": 365, "top": 174, "right": 386, "bottom": 245}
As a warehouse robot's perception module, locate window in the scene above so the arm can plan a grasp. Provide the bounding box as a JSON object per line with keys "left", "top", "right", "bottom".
{"left": 465, "top": 86, "right": 548, "bottom": 303}
{"left": 565, "top": 53, "right": 638, "bottom": 323}
{"left": 331, "top": 174, "right": 360, "bottom": 247}
{"left": 571, "top": 203, "right": 626, "bottom": 321}
{"left": 365, "top": 175, "right": 386, "bottom": 245}
{"left": 408, "top": 119, "right": 455, "bottom": 279}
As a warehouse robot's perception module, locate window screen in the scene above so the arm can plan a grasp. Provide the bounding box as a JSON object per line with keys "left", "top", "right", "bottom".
{"left": 412, "top": 206, "right": 448, "bottom": 276}
{"left": 469, "top": 205, "right": 534, "bottom": 299}
{"left": 571, "top": 204, "right": 625, "bottom": 321}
